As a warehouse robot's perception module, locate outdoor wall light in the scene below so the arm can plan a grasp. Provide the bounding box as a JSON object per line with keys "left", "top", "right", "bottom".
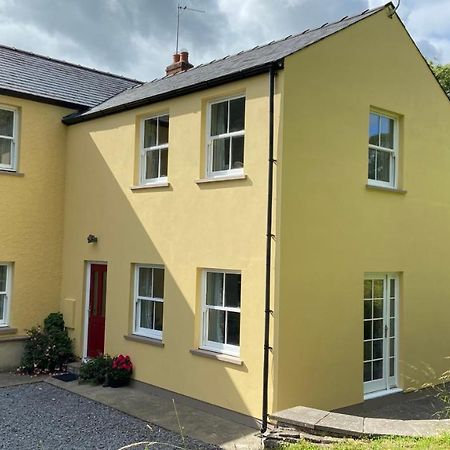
{"left": 87, "top": 234, "right": 98, "bottom": 244}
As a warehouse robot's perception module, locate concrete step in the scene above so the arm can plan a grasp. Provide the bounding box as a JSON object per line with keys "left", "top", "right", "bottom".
{"left": 270, "top": 406, "right": 450, "bottom": 439}
{"left": 67, "top": 361, "right": 81, "bottom": 376}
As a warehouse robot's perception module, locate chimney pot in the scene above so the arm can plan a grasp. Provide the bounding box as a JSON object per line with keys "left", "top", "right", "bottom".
{"left": 165, "top": 50, "right": 193, "bottom": 76}
{"left": 180, "top": 51, "right": 189, "bottom": 63}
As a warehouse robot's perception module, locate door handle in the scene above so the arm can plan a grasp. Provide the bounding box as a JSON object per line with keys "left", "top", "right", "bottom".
{"left": 384, "top": 324, "right": 388, "bottom": 338}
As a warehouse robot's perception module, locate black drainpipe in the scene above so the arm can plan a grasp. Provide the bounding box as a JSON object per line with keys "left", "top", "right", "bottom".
{"left": 261, "top": 63, "right": 277, "bottom": 434}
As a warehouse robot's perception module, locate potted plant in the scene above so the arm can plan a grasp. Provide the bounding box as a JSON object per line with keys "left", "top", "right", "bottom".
{"left": 107, "top": 354, "right": 133, "bottom": 387}
{"left": 79, "top": 354, "right": 112, "bottom": 385}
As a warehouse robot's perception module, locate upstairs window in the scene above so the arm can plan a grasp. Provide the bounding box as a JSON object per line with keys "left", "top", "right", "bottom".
{"left": 368, "top": 112, "right": 398, "bottom": 188}
{"left": 207, "top": 96, "right": 245, "bottom": 178}
{"left": 0, "top": 107, "right": 18, "bottom": 172}
{"left": 134, "top": 265, "right": 164, "bottom": 340}
{"left": 141, "top": 115, "right": 169, "bottom": 184}
{"left": 201, "top": 270, "right": 241, "bottom": 356}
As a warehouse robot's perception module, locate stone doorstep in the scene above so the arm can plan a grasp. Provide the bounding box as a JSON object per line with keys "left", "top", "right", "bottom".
{"left": 67, "top": 361, "right": 82, "bottom": 376}
{"left": 271, "top": 406, "right": 450, "bottom": 439}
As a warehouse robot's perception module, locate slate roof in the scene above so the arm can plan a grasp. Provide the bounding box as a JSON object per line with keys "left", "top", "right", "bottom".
{"left": 64, "top": 3, "right": 391, "bottom": 124}
{"left": 0, "top": 45, "right": 142, "bottom": 109}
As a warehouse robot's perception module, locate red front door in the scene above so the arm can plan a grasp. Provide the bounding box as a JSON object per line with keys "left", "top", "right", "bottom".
{"left": 87, "top": 264, "right": 107, "bottom": 357}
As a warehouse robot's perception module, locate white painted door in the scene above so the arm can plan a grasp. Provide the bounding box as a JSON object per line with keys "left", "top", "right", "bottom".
{"left": 363, "top": 274, "right": 398, "bottom": 395}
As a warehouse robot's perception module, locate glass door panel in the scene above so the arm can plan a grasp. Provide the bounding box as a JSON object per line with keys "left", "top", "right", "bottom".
{"left": 363, "top": 274, "right": 398, "bottom": 395}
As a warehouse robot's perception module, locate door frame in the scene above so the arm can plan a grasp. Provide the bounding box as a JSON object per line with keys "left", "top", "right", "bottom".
{"left": 363, "top": 272, "right": 400, "bottom": 399}
{"left": 83, "top": 261, "right": 108, "bottom": 359}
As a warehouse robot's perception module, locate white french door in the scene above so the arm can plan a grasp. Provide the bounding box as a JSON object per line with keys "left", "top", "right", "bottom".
{"left": 363, "top": 273, "right": 398, "bottom": 395}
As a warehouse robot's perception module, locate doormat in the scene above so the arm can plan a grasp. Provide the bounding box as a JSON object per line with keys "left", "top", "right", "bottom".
{"left": 52, "top": 373, "right": 78, "bottom": 382}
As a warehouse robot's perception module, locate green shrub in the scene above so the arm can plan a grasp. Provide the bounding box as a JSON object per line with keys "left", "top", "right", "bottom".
{"left": 79, "top": 355, "right": 113, "bottom": 385}
{"left": 44, "top": 312, "right": 66, "bottom": 332}
{"left": 19, "top": 312, "right": 74, "bottom": 374}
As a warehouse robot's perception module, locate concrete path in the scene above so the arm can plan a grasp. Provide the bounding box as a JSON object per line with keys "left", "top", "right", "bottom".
{"left": 46, "top": 376, "right": 263, "bottom": 450}
{"left": 0, "top": 372, "right": 43, "bottom": 388}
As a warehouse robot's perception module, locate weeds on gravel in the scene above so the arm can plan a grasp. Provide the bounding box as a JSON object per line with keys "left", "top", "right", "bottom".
{"left": 117, "top": 424, "right": 186, "bottom": 449}
{"left": 117, "top": 400, "right": 189, "bottom": 450}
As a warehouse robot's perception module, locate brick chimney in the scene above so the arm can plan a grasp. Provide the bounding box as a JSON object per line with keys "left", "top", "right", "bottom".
{"left": 165, "top": 50, "right": 193, "bottom": 76}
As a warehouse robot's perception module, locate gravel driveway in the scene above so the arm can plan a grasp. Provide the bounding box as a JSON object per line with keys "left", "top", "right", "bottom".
{"left": 0, "top": 382, "right": 220, "bottom": 450}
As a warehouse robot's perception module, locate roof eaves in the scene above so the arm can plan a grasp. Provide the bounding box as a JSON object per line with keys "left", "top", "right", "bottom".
{"left": 63, "top": 61, "right": 283, "bottom": 125}
{"left": 0, "top": 87, "right": 89, "bottom": 110}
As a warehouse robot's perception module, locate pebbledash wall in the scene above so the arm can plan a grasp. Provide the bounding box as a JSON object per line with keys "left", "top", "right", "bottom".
{"left": 0, "top": 95, "right": 71, "bottom": 369}
{"left": 60, "top": 74, "right": 283, "bottom": 419}
{"left": 274, "top": 10, "right": 450, "bottom": 413}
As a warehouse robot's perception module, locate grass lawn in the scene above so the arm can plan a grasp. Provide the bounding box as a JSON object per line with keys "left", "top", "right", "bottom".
{"left": 286, "top": 434, "right": 450, "bottom": 449}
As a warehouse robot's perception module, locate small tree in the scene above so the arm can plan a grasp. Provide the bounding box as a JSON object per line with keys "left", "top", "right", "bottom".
{"left": 429, "top": 61, "right": 450, "bottom": 97}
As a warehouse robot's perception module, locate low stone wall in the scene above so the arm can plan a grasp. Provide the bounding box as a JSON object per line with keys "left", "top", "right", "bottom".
{"left": 0, "top": 336, "right": 28, "bottom": 372}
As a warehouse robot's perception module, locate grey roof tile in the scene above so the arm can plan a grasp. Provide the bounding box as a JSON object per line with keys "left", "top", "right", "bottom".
{"left": 0, "top": 45, "right": 142, "bottom": 108}
{"left": 66, "top": 3, "right": 390, "bottom": 123}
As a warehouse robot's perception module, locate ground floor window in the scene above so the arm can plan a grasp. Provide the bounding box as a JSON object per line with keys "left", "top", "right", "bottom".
{"left": 363, "top": 273, "right": 398, "bottom": 395}
{"left": 0, "top": 264, "right": 11, "bottom": 326}
{"left": 134, "top": 265, "right": 164, "bottom": 339}
{"left": 201, "top": 269, "right": 241, "bottom": 356}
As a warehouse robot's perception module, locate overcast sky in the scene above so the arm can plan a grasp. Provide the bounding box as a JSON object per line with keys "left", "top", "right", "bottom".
{"left": 0, "top": 0, "right": 448, "bottom": 82}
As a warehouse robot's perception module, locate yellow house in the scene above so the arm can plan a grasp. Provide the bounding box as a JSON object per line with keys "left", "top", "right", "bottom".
{"left": 1, "top": 2, "right": 450, "bottom": 429}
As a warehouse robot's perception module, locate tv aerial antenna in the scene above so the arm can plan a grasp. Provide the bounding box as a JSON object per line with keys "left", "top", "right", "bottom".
{"left": 176, "top": 4, "right": 205, "bottom": 54}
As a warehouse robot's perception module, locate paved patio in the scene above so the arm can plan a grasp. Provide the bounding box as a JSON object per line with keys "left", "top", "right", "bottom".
{"left": 336, "top": 388, "right": 448, "bottom": 420}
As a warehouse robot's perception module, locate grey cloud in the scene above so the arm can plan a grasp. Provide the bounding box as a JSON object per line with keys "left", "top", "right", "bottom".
{"left": 0, "top": 0, "right": 447, "bottom": 82}
{"left": 416, "top": 39, "right": 443, "bottom": 62}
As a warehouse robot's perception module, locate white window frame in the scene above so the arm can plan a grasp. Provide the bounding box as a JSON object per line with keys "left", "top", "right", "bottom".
{"left": 140, "top": 114, "right": 169, "bottom": 185}
{"left": 201, "top": 269, "right": 241, "bottom": 357}
{"left": 206, "top": 95, "right": 245, "bottom": 179}
{"left": 133, "top": 264, "right": 164, "bottom": 340}
{"left": 363, "top": 272, "right": 399, "bottom": 397}
{"left": 0, "top": 105, "right": 19, "bottom": 172}
{"left": 0, "top": 263, "right": 12, "bottom": 327}
{"left": 368, "top": 110, "right": 399, "bottom": 189}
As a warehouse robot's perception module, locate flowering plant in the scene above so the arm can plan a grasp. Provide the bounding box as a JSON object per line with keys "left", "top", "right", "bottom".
{"left": 108, "top": 354, "right": 133, "bottom": 386}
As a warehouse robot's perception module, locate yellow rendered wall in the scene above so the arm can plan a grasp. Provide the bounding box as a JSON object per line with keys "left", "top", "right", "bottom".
{"left": 0, "top": 95, "right": 70, "bottom": 336}
{"left": 274, "top": 10, "right": 450, "bottom": 412}
{"left": 61, "top": 75, "right": 281, "bottom": 418}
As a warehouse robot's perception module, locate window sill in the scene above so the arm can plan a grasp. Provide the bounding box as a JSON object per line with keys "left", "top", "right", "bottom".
{"left": 0, "top": 170, "right": 23, "bottom": 177}
{"left": 124, "top": 334, "right": 164, "bottom": 347}
{"left": 190, "top": 348, "right": 243, "bottom": 366}
{"left": 366, "top": 184, "right": 407, "bottom": 195}
{"left": 196, "top": 174, "right": 247, "bottom": 184}
{"left": 0, "top": 326, "right": 17, "bottom": 335}
{"left": 130, "top": 182, "right": 170, "bottom": 191}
